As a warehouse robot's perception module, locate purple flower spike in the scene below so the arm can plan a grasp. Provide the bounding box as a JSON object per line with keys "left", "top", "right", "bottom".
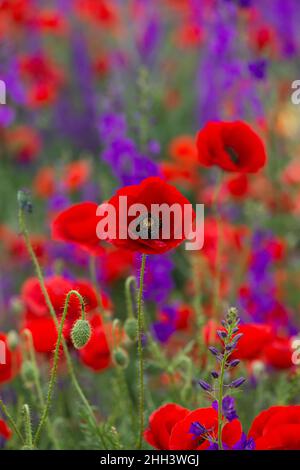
{"left": 211, "top": 371, "right": 219, "bottom": 379}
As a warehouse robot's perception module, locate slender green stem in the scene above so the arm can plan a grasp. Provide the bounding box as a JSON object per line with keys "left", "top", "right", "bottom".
{"left": 125, "top": 275, "right": 137, "bottom": 319}
{"left": 18, "top": 208, "right": 107, "bottom": 449}
{"left": 217, "top": 360, "right": 226, "bottom": 450}
{"left": 0, "top": 397, "right": 24, "bottom": 444}
{"left": 136, "top": 254, "right": 147, "bottom": 449}
{"left": 33, "top": 290, "right": 86, "bottom": 445}
{"left": 22, "top": 404, "right": 33, "bottom": 449}
{"left": 21, "top": 329, "right": 60, "bottom": 449}
{"left": 21, "top": 330, "right": 44, "bottom": 407}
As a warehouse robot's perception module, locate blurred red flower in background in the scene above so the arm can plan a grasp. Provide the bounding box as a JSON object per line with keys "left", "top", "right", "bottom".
{"left": 196, "top": 121, "right": 267, "bottom": 173}
{"left": 249, "top": 406, "right": 300, "bottom": 449}
{"left": 0, "top": 419, "right": 12, "bottom": 441}
{"left": 0, "top": 333, "right": 22, "bottom": 384}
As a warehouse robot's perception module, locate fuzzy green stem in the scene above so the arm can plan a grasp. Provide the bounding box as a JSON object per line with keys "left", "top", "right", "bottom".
{"left": 18, "top": 208, "right": 107, "bottom": 449}
{"left": 33, "top": 290, "right": 86, "bottom": 445}
{"left": 136, "top": 254, "right": 147, "bottom": 449}
{"left": 22, "top": 329, "right": 60, "bottom": 449}
{"left": 22, "top": 404, "right": 33, "bottom": 449}
{"left": 217, "top": 359, "right": 226, "bottom": 450}
{"left": 0, "top": 397, "right": 24, "bottom": 444}
{"left": 125, "top": 276, "right": 137, "bottom": 319}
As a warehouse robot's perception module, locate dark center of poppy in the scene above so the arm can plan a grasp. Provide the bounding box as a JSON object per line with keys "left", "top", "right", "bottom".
{"left": 135, "top": 213, "right": 162, "bottom": 239}
{"left": 225, "top": 146, "right": 239, "bottom": 164}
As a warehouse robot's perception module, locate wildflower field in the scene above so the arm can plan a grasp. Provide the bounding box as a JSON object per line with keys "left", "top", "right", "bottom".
{"left": 1, "top": 0, "right": 300, "bottom": 454}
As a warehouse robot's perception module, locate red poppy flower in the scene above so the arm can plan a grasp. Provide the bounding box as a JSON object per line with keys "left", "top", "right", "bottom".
{"left": 51, "top": 202, "right": 103, "bottom": 255}
{"left": 0, "top": 420, "right": 12, "bottom": 440}
{"left": 225, "top": 173, "right": 249, "bottom": 198}
{"left": 248, "top": 406, "right": 300, "bottom": 449}
{"left": 144, "top": 403, "right": 243, "bottom": 450}
{"left": 169, "top": 135, "right": 198, "bottom": 166}
{"left": 23, "top": 317, "right": 59, "bottom": 354}
{"left": 169, "top": 407, "right": 242, "bottom": 450}
{"left": 263, "top": 337, "right": 294, "bottom": 369}
{"left": 229, "top": 324, "right": 274, "bottom": 361}
{"left": 196, "top": 121, "right": 267, "bottom": 173}
{"left": 6, "top": 126, "right": 41, "bottom": 163}
{"left": 0, "top": 333, "right": 22, "bottom": 384}
{"left": 78, "top": 314, "right": 111, "bottom": 372}
{"left": 21, "top": 276, "right": 100, "bottom": 342}
{"left": 62, "top": 160, "right": 91, "bottom": 192}
{"left": 99, "top": 247, "right": 134, "bottom": 283}
{"left": 144, "top": 403, "right": 190, "bottom": 449}
{"left": 34, "top": 167, "right": 55, "bottom": 198}
{"left": 106, "top": 177, "right": 195, "bottom": 254}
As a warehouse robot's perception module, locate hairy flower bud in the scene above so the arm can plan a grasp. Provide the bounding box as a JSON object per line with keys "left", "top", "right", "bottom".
{"left": 113, "top": 348, "right": 129, "bottom": 368}
{"left": 17, "top": 189, "right": 33, "bottom": 213}
{"left": 71, "top": 319, "right": 91, "bottom": 349}
{"left": 21, "top": 361, "right": 36, "bottom": 386}
{"left": 124, "top": 318, "right": 138, "bottom": 342}
{"left": 7, "top": 330, "right": 19, "bottom": 350}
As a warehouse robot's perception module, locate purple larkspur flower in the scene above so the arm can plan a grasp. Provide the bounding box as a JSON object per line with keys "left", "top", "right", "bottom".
{"left": 189, "top": 421, "right": 209, "bottom": 440}
{"left": 47, "top": 194, "right": 70, "bottom": 212}
{"left": 198, "top": 379, "right": 213, "bottom": 392}
{"left": 137, "top": 253, "right": 174, "bottom": 305}
{"left": 230, "top": 377, "right": 246, "bottom": 388}
{"left": 231, "top": 433, "right": 255, "bottom": 450}
{"left": 152, "top": 305, "right": 177, "bottom": 343}
{"left": 98, "top": 113, "right": 127, "bottom": 143}
{"left": 0, "top": 106, "right": 15, "bottom": 127}
{"left": 248, "top": 59, "right": 267, "bottom": 80}
{"left": 137, "top": 16, "right": 161, "bottom": 63}
{"left": 212, "top": 396, "right": 238, "bottom": 422}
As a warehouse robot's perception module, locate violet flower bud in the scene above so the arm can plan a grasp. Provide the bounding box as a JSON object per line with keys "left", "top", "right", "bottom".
{"left": 208, "top": 346, "right": 219, "bottom": 356}
{"left": 198, "top": 379, "right": 213, "bottom": 392}
{"left": 230, "top": 377, "right": 246, "bottom": 388}
{"left": 217, "top": 330, "right": 227, "bottom": 340}
{"left": 227, "top": 359, "right": 240, "bottom": 368}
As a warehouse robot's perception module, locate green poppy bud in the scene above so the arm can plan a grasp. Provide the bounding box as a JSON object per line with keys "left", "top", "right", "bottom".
{"left": 21, "top": 361, "right": 36, "bottom": 386}
{"left": 71, "top": 319, "right": 91, "bottom": 349}
{"left": 7, "top": 330, "right": 19, "bottom": 350}
{"left": 124, "top": 318, "right": 138, "bottom": 342}
{"left": 113, "top": 348, "right": 129, "bottom": 368}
